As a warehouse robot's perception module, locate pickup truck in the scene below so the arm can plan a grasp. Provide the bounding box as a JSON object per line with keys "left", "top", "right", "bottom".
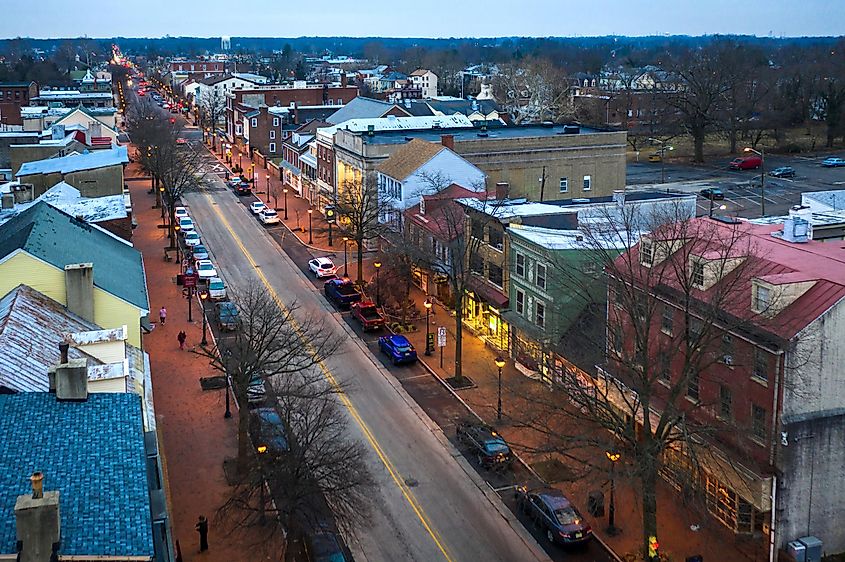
{"left": 351, "top": 301, "right": 385, "bottom": 331}
{"left": 216, "top": 301, "right": 239, "bottom": 331}
{"left": 323, "top": 278, "right": 361, "bottom": 309}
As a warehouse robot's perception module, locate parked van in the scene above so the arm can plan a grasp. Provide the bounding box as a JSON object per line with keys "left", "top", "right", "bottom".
{"left": 729, "top": 155, "right": 762, "bottom": 170}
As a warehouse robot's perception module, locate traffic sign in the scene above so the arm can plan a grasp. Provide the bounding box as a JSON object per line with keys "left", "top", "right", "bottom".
{"left": 437, "top": 326, "right": 447, "bottom": 348}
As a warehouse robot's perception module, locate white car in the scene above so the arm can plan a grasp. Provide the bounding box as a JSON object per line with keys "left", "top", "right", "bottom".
{"left": 250, "top": 201, "right": 266, "bottom": 215}
{"left": 174, "top": 206, "right": 189, "bottom": 220}
{"left": 196, "top": 259, "right": 217, "bottom": 280}
{"left": 308, "top": 257, "right": 337, "bottom": 278}
{"left": 259, "top": 209, "right": 280, "bottom": 225}
{"left": 184, "top": 231, "right": 201, "bottom": 247}
{"left": 178, "top": 217, "right": 195, "bottom": 233}
{"left": 207, "top": 277, "right": 226, "bottom": 300}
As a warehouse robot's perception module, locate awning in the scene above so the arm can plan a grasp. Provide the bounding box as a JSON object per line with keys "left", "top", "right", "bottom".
{"left": 467, "top": 276, "right": 509, "bottom": 308}
{"left": 281, "top": 160, "right": 301, "bottom": 176}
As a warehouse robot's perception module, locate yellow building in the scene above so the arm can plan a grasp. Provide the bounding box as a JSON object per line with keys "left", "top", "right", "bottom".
{"left": 0, "top": 202, "right": 149, "bottom": 347}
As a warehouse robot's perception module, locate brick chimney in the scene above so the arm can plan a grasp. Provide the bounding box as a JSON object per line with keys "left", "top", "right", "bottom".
{"left": 440, "top": 134, "right": 454, "bottom": 150}
{"left": 55, "top": 357, "right": 88, "bottom": 401}
{"left": 495, "top": 181, "right": 509, "bottom": 200}
{"left": 341, "top": 73, "right": 348, "bottom": 88}
{"left": 15, "top": 472, "right": 61, "bottom": 562}
{"left": 64, "top": 263, "right": 94, "bottom": 322}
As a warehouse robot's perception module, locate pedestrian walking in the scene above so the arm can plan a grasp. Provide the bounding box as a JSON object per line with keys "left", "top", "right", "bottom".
{"left": 159, "top": 306, "right": 167, "bottom": 325}
{"left": 195, "top": 515, "right": 209, "bottom": 552}
{"left": 177, "top": 331, "right": 187, "bottom": 350}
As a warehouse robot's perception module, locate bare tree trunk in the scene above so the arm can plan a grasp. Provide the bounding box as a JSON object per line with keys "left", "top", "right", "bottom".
{"left": 693, "top": 130, "right": 706, "bottom": 163}
{"left": 641, "top": 452, "right": 659, "bottom": 558}
{"left": 356, "top": 240, "right": 364, "bottom": 284}
{"left": 453, "top": 290, "right": 464, "bottom": 382}
{"left": 238, "top": 402, "right": 251, "bottom": 472}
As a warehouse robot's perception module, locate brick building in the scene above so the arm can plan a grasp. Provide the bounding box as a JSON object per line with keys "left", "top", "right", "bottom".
{"left": 0, "top": 82, "right": 38, "bottom": 127}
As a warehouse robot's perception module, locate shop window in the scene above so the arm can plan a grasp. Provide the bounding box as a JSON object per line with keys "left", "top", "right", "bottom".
{"left": 515, "top": 290, "right": 524, "bottom": 315}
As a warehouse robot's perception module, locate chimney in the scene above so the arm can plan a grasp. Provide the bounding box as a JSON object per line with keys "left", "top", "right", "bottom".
{"left": 50, "top": 124, "right": 65, "bottom": 140}
{"left": 15, "top": 472, "right": 61, "bottom": 562}
{"left": 1, "top": 193, "right": 13, "bottom": 209}
{"left": 440, "top": 134, "right": 454, "bottom": 150}
{"left": 613, "top": 190, "right": 625, "bottom": 206}
{"left": 55, "top": 357, "right": 88, "bottom": 401}
{"left": 59, "top": 342, "right": 69, "bottom": 363}
{"left": 495, "top": 181, "right": 509, "bottom": 200}
{"left": 293, "top": 102, "right": 299, "bottom": 124}
{"left": 64, "top": 263, "right": 94, "bottom": 322}
{"left": 341, "top": 73, "right": 348, "bottom": 88}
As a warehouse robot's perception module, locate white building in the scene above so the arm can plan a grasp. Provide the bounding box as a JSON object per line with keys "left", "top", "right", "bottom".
{"left": 410, "top": 69, "right": 438, "bottom": 99}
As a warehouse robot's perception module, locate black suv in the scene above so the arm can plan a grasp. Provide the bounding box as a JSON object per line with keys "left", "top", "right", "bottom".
{"left": 456, "top": 421, "right": 513, "bottom": 469}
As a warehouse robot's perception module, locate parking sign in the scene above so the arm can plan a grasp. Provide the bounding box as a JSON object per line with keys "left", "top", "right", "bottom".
{"left": 437, "top": 326, "right": 447, "bottom": 348}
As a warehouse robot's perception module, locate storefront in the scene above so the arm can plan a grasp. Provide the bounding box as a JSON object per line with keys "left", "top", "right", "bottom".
{"left": 463, "top": 279, "right": 509, "bottom": 351}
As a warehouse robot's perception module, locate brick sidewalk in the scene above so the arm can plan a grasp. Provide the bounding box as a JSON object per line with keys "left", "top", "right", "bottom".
{"left": 127, "top": 162, "right": 280, "bottom": 561}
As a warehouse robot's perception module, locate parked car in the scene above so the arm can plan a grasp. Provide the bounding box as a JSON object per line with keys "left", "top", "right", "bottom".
{"left": 196, "top": 259, "right": 217, "bottom": 280}
{"left": 304, "top": 528, "right": 349, "bottom": 562}
{"left": 246, "top": 372, "right": 265, "bottom": 406}
{"left": 250, "top": 407, "right": 289, "bottom": 455}
{"left": 699, "top": 187, "right": 725, "bottom": 200}
{"left": 456, "top": 421, "right": 514, "bottom": 469}
{"left": 822, "top": 157, "right": 845, "bottom": 168}
{"left": 324, "top": 278, "right": 361, "bottom": 309}
{"left": 178, "top": 217, "right": 195, "bottom": 233}
{"left": 174, "top": 206, "right": 189, "bottom": 220}
{"left": 647, "top": 152, "right": 662, "bottom": 162}
{"left": 227, "top": 176, "right": 243, "bottom": 188}
{"left": 184, "top": 231, "right": 201, "bottom": 247}
{"left": 259, "top": 209, "right": 280, "bottom": 225}
{"left": 309, "top": 257, "right": 338, "bottom": 278}
{"left": 351, "top": 301, "right": 385, "bottom": 331}
{"left": 235, "top": 182, "right": 252, "bottom": 196}
{"left": 769, "top": 166, "right": 796, "bottom": 178}
{"left": 207, "top": 277, "right": 226, "bottom": 300}
{"left": 378, "top": 334, "right": 418, "bottom": 365}
{"left": 515, "top": 487, "right": 593, "bottom": 546}
{"left": 175, "top": 138, "right": 188, "bottom": 145}
{"left": 250, "top": 201, "right": 266, "bottom": 215}
{"left": 191, "top": 244, "right": 209, "bottom": 261}
{"left": 728, "top": 155, "right": 762, "bottom": 170}
{"left": 216, "top": 301, "right": 239, "bottom": 331}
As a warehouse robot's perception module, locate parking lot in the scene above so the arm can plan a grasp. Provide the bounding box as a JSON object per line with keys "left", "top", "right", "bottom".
{"left": 627, "top": 152, "right": 845, "bottom": 218}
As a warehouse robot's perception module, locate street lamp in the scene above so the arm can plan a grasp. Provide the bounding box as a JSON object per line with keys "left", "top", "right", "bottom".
{"left": 606, "top": 450, "right": 621, "bottom": 535}
{"left": 308, "top": 208, "right": 313, "bottom": 244}
{"left": 173, "top": 224, "right": 181, "bottom": 260}
{"left": 373, "top": 261, "right": 382, "bottom": 307}
{"left": 266, "top": 174, "right": 271, "bottom": 205}
{"left": 159, "top": 186, "right": 165, "bottom": 219}
{"left": 648, "top": 138, "right": 672, "bottom": 184}
{"left": 283, "top": 188, "right": 289, "bottom": 219}
{"left": 495, "top": 356, "right": 506, "bottom": 421}
{"left": 708, "top": 197, "right": 728, "bottom": 218}
{"left": 744, "top": 146, "right": 766, "bottom": 217}
{"left": 424, "top": 298, "right": 433, "bottom": 356}
{"left": 343, "top": 237, "right": 349, "bottom": 276}
{"left": 199, "top": 290, "right": 209, "bottom": 346}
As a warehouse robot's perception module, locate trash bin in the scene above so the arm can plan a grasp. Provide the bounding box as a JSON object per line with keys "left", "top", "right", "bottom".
{"left": 587, "top": 490, "right": 604, "bottom": 517}
{"left": 176, "top": 274, "right": 184, "bottom": 286}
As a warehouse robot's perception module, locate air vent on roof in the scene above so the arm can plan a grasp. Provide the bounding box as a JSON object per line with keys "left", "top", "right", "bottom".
{"left": 405, "top": 136, "right": 413, "bottom": 141}
{"left": 563, "top": 125, "right": 580, "bottom": 134}
{"left": 541, "top": 121, "right": 554, "bottom": 127}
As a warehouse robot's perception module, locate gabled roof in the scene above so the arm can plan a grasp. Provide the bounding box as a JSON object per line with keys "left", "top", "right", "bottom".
{"left": 410, "top": 69, "right": 433, "bottom": 77}
{"left": 0, "top": 393, "right": 153, "bottom": 557}
{"left": 16, "top": 145, "right": 128, "bottom": 177}
{"left": 326, "top": 97, "right": 405, "bottom": 125}
{"left": 0, "top": 202, "right": 148, "bottom": 312}
{"left": 51, "top": 107, "right": 118, "bottom": 135}
{"left": 376, "top": 139, "right": 445, "bottom": 182}
{"left": 405, "top": 183, "right": 479, "bottom": 241}
{"left": 0, "top": 181, "right": 127, "bottom": 229}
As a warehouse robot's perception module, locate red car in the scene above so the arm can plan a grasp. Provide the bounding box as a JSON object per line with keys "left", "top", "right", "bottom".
{"left": 729, "top": 155, "right": 762, "bottom": 170}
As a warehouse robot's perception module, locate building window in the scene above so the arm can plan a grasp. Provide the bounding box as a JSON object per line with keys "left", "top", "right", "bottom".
{"left": 273, "top": 117, "right": 279, "bottom": 126}
{"left": 614, "top": 282, "right": 625, "bottom": 307}
{"left": 515, "top": 253, "right": 525, "bottom": 277}
{"left": 269, "top": 142, "right": 276, "bottom": 153}
{"left": 515, "top": 290, "right": 525, "bottom": 315}
{"left": 753, "top": 349, "right": 769, "bottom": 383}
{"left": 719, "top": 385, "right": 733, "bottom": 420}
{"left": 536, "top": 264, "right": 547, "bottom": 290}
{"left": 488, "top": 228, "right": 503, "bottom": 251}
{"left": 687, "top": 372, "right": 700, "bottom": 402}
{"left": 661, "top": 305, "right": 674, "bottom": 335}
{"left": 337, "top": 99, "right": 343, "bottom": 105}
{"left": 754, "top": 284, "right": 771, "bottom": 312}
{"left": 536, "top": 302, "right": 545, "bottom": 329}
{"left": 251, "top": 118, "right": 257, "bottom": 128}
{"left": 470, "top": 254, "right": 484, "bottom": 275}
{"left": 691, "top": 260, "right": 705, "bottom": 287}
{"left": 559, "top": 177, "right": 568, "bottom": 192}
{"left": 640, "top": 240, "right": 654, "bottom": 266}
{"left": 658, "top": 352, "right": 671, "bottom": 383}
{"left": 583, "top": 175, "right": 591, "bottom": 191}
{"left": 752, "top": 405, "right": 767, "bottom": 442}
{"left": 270, "top": 130, "right": 276, "bottom": 140}
{"left": 471, "top": 220, "right": 484, "bottom": 240}
{"left": 488, "top": 263, "right": 503, "bottom": 287}
{"left": 721, "top": 334, "right": 734, "bottom": 365}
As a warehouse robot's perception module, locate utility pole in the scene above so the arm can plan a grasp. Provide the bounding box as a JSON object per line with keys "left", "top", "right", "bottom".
{"left": 538, "top": 166, "right": 547, "bottom": 202}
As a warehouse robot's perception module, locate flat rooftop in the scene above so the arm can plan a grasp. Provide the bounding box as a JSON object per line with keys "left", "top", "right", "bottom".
{"left": 359, "top": 123, "right": 607, "bottom": 145}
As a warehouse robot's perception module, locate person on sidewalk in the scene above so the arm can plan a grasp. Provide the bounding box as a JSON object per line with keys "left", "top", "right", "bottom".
{"left": 159, "top": 306, "right": 167, "bottom": 325}
{"left": 177, "top": 331, "right": 187, "bottom": 350}
{"left": 196, "top": 515, "right": 209, "bottom": 552}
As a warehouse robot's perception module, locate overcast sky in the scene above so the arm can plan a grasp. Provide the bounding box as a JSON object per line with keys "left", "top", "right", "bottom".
{"left": 3, "top": 0, "right": 843, "bottom": 39}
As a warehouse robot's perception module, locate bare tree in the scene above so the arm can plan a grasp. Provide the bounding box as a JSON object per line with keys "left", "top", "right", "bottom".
{"left": 492, "top": 57, "right": 574, "bottom": 124}
{"left": 197, "top": 86, "right": 227, "bottom": 149}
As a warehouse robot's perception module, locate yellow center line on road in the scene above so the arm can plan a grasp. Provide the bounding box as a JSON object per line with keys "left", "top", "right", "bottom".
{"left": 204, "top": 194, "right": 454, "bottom": 562}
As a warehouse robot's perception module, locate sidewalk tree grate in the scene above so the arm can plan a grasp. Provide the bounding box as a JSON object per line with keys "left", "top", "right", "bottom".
{"left": 445, "top": 375, "right": 476, "bottom": 390}
{"left": 200, "top": 376, "right": 227, "bottom": 390}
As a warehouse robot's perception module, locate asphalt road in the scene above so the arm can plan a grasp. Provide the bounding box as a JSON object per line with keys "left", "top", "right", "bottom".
{"left": 181, "top": 137, "right": 553, "bottom": 562}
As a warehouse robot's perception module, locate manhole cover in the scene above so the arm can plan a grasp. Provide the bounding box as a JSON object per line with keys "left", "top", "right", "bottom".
{"left": 404, "top": 477, "right": 418, "bottom": 488}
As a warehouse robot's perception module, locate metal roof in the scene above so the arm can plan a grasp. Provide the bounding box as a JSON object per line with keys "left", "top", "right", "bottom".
{"left": 16, "top": 145, "right": 128, "bottom": 177}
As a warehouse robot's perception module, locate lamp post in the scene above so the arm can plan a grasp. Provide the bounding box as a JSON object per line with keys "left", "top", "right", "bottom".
{"left": 373, "top": 261, "right": 382, "bottom": 307}
{"left": 343, "top": 237, "right": 349, "bottom": 276}
{"left": 200, "top": 290, "right": 209, "bottom": 346}
{"left": 283, "top": 188, "right": 289, "bottom": 219}
{"left": 424, "top": 298, "right": 433, "bottom": 356}
{"left": 266, "top": 174, "right": 271, "bottom": 206}
{"left": 606, "top": 450, "right": 621, "bottom": 535}
{"left": 648, "top": 138, "right": 671, "bottom": 184}
{"left": 308, "top": 208, "right": 313, "bottom": 244}
{"left": 708, "top": 197, "right": 727, "bottom": 218}
{"left": 159, "top": 186, "right": 165, "bottom": 220}
{"left": 256, "top": 445, "right": 267, "bottom": 524}
{"left": 744, "top": 146, "right": 766, "bottom": 217}
{"left": 495, "top": 356, "right": 505, "bottom": 421}
{"left": 174, "top": 224, "right": 181, "bottom": 260}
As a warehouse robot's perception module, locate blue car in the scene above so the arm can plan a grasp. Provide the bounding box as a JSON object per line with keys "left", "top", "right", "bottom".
{"left": 516, "top": 487, "right": 592, "bottom": 546}
{"left": 250, "top": 407, "right": 289, "bottom": 455}
{"left": 378, "top": 334, "right": 418, "bottom": 365}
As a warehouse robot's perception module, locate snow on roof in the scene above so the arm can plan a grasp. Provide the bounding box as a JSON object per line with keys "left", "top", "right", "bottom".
{"left": 508, "top": 224, "right": 636, "bottom": 251}
{"left": 319, "top": 114, "right": 473, "bottom": 137}
{"left": 457, "top": 197, "right": 567, "bottom": 219}
{"left": 16, "top": 145, "right": 128, "bottom": 177}
{"left": 0, "top": 181, "right": 127, "bottom": 227}
{"left": 65, "top": 326, "right": 126, "bottom": 346}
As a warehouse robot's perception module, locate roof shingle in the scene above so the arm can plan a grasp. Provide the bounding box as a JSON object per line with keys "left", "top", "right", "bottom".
{"left": 376, "top": 138, "right": 445, "bottom": 182}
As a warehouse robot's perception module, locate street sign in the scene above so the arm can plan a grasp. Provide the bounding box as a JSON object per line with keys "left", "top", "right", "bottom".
{"left": 183, "top": 273, "right": 198, "bottom": 288}
{"left": 437, "top": 326, "right": 447, "bottom": 348}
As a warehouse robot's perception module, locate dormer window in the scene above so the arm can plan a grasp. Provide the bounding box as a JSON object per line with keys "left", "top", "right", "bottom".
{"left": 640, "top": 240, "right": 655, "bottom": 266}
{"left": 753, "top": 283, "right": 771, "bottom": 312}
{"left": 691, "top": 260, "right": 705, "bottom": 288}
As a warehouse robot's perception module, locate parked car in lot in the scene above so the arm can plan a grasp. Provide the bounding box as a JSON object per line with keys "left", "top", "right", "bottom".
{"left": 191, "top": 244, "right": 209, "bottom": 261}
{"left": 196, "top": 259, "right": 217, "bottom": 280}
{"left": 216, "top": 301, "right": 239, "bottom": 331}
{"left": 728, "top": 155, "right": 762, "bottom": 170}
{"left": 207, "top": 277, "right": 226, "bottom": 300}
{"left": 250, "top": 407, "right": 289, "bottom": 455}
{"left": 309, "top": 257, "right": 338, "bottom": 278}
{"left": 250, "top": 201, "right": 266, "bottom": 215}
{"left": 259, "top": 209, "right": 280, "bottom": 225}
{"left": 174, "top": 206, "right": 189, "bottom": 220}
{"left": 700, "top": 187, "right": 724, "bottom": 200}
{"left": 822, "top": 157, "right": 845, "bottom": 168}
{"left": 378, "top": 334, "right": 418, "bottom": 365}
{"left": 178, "top": 217, "right": 195, "bottom": 233}
{"left": 769, "top": 166, "right": 796, "bottom": 178}
{"left": 324, "top": 277, "right": 361, "bottom": 309}
{"left": 456, "top": 421, "right": 514, "bottom": 469}
{"left": 352, "top": 301, "right": 385, "bottom": 331}
{"left": 647, "top": 152, "right": 662, "bottom": 162}
{"left": 515, "top": 486, "right": 593, "bottom": 546}
{"left": 184, "top": 231, "right": 201, "bottom": 247}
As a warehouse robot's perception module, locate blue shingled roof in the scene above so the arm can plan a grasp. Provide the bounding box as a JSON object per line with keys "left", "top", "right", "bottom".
{"left": 0, "top": 393, "right": 153, "bottom": 558}
{"left": 0, "top": 201, "right": 149, "bottom": 312}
